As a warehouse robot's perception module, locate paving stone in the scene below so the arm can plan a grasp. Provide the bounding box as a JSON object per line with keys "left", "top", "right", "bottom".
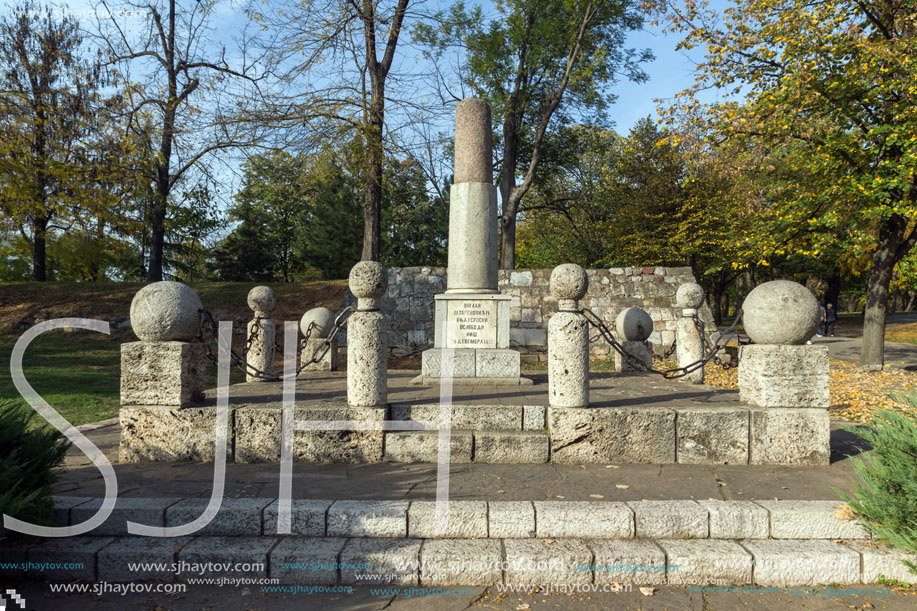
{"left": 659, "top": 539, "right": 752, "bottom": 585}
{"left": 630, "top": 501, "right": 708, "bottom": 539}
{"left": 383, "top": 431, "right": 472, "bottom": 463}
{"left": 98, "top": 537, "right": 193, "bottom": 581}
{"left": 522, "top": 405, "right": 546, "bottom": 430}
{"left": 340, "top": 538, "right": 422, "bottom": 585}
{"left": 473, "top": 431, "right": 549, "bottom": 463}
{"left": 71, "top": 497, "right": 180, "bottom": 535}
{"left": 698, "top": 500, "right": 769, "bottom": 539}
{"left": 534, "top": 501, "right": 633, "bottom": 538}
{"left": 755, "top": 501, "right": 871, "bottom": 539}
{"left": 178, "top": 536, "right": 277, "bottom": 579}
{"left": 26, "top": 536, "right": 116, "bottom": 581}
{"left": 503, "top": 539, "right": 592, "bottom": 585}
{"left": 165, "top": 498, "right": 273, "bottom": 536}
{"left": 50, "top": 496, "right": 93, "bottom": 526}
{"left": 263, "top": 499, "right": 333, "bottom": 535}
{"left": 549, "top": 406, "right": 675, "bottom": 464}
{"left": 269, "top": 537, "right": 347, "bottom": 584}
{"left": 846, "top": 541, "right": 917, "bottom": 584}
{"left": 740, "top": 540, "right": 861, "bottom": 586}
{"left": 420, "top": 539, "right": 503, "bottom": 585}
{"left": 488, "top": 501, "right": 535, "bottom": 538}
{"left": 408, "top": 501, "right": 487, "bottom": 538}
{"left": 675, "top": 408, "right": 749, "bottom": 464}
{"left": 749, "top": 408, "right": 830, "bottom": 465}
{"left": 589, "top": 540, "right": 667, "bottom": 585}
{"left": 327, "top": 500, "right": 408, "bottom": 537}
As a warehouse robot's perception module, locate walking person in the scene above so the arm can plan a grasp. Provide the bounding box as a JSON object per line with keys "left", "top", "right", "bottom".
{"left": 824, "top": 303, "right": 837, "bottom": 336}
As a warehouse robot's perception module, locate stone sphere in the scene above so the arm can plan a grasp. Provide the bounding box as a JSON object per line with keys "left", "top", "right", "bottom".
{"left": 130, "top": 281, "right": 202, "bottom": 341}
{"left": 550, "top": 264, "right": 588, "bottom": 301}
{"left": 349, "top": 261, "right": 388, "bottom": 299}
{"left": 742, "top": 280, "right": 819, "bottom": 345}
{"left": 300, "top": 307, "right": 335, "bottom": 338}
{"left": 675, "top": 283, "right": 705, "bottom": 309}
{"left": 615, "top": 307, "right": 654, "bottom": 342}
{"left": 247, "top": 286, "right": 275, "bottom": 315}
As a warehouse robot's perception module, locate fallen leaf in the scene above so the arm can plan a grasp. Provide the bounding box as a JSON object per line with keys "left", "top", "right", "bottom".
{"left": 639, "top": 587, "right": 656, "bottom": 596}
{"left": 616, "top": 484, "right": 630, "bottom": 489}
{"left": 590, "top": 494, "right": 604, "bottom": 499}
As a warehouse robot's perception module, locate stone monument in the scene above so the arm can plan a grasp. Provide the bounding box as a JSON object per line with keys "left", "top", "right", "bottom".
{"left": 245, "top": 286, "right": 276, "bottom": 382}
{"left": 614, "top": 307, "right": 654, "bottom": 374}
{"left": 675, "top": 283, "right": 705, "bottom": 384}
{"left": 299, "top": 307, "right": 339, "bottom": 371}
{"left": 419, "top": 99, "right": 523, "bottom": 384}
{"left": 548, "top": 264, "right": 590, "bottom": 407}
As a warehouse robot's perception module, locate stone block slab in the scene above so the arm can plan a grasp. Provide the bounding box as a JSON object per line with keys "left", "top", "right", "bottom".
{"left": 383, "top": 431, "right": 472, "bottom": 463}
{"left": 659, "top": 539, "right": 752, "bottom": 585}
{"left": 846, "top": 541, "right": 917, "bottom": 584}
{"left": 738, "top": 344, "right": 829, "bottom": 407}
{"left": 408, "top": 501, "right": 487, "bottom": 538}
{"left": 534, "top": 501, "right": 633, "bottom": 538}
{"left": 270, "top": 537, "right": 347, "bottom": 584}
{"left": 120, "top": 341, "right": 206, "bottom": 406}
{"left": 698, "top": 501, "right": 769, "bottom": 539}
{"left": 389, "top": 404, "right": 522, "bottom": 431}
{"left": 589, "top": 540, "right": 667, "bottom": 585}
{"left": 119, "top": 406, "right": 228, "bottom": 462}
{"left": 474, "top": 431, "right": 549, "bottom": 463}
{"left": 26, "top": 536, "right": 116, "bottom": 581}
{"left": 178, "top": 536, "right": 276, "bottom": 579}
{"left": 422, "top": 348, "right": 476, "bottom": 378}
{"left": 749, "top": 409, "right": 830, "bottom": 466}
{"left": 165, "top": 498, "right": 273, "bottom": 536}
{"left": 523, "top": 405, "right": 546, "bottom": 430}
{"left": 98, "top": 537, "right": 193, "bottom": 581}
{"left": 488, "top": 501, "right": 536, "bottom": 538}
{"left": 675, "top": 408, "right": 749, "bottom": 464}
{"left": 630, "top": 501, "right": 708, "bottom": 539}
{"left": 50, "top": 496, "right": 93, "bottom": 526}
{"left": 503, "top": 539, "right": 592, "bottom": 585}
{"left": 740, "top": 540, "right": 860, "bottom": 586}
{"left": 327, "top": 501, "right": 408, "bottom": 537}
{"left": 755, "top": 501, "right": 871, "bottom": 539}
{"left": 340, "top": 538, "right": 421, "bottom": 585}
{"left": 548, "top": 407, "right": 675, "bottom": 464}
{"left": 420, "top": 539, "right": 503, "bottom": 586}
{"left": 263, "top": 499, "right": 333, "bottom": 536}
{"left": 71, "top": 497, "right": 181, "bottom": 535}
{"left": 476, "top": 349, "right": 521, "bottom": 378}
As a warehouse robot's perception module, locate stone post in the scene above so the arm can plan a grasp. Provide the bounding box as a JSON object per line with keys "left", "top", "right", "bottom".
{"left": 447, "top": 98, "right": 498, "bottom": 294}
{"left": 121, "top": 281, "right": 206, "bottom": 406}
{"left": 347, "top": 261, "right": 389, "bottom": 407}
{"left": 675, "top": 283, "right": 705, "bottom": 384}
{"left": 245, "top": 286, "right": 276, "bottom": 382}
{"left": 614, "top": 307, "right": 654, "bottom": 374}
{"left": 548, "top": 264, "right": 589, "bottom": 407}
{"left": 299, "top": 307, "right": 339, "bottom": 372}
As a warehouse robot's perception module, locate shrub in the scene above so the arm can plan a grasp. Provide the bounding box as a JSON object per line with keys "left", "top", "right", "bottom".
{"left": 0, "top": 400, "right": 71, "bottom": 529}
{"left": 840, "top": 400, "right": 917, "bottom": 575}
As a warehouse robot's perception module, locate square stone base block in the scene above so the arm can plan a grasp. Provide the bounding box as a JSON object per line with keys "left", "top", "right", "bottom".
{"left": 119, "top": 405, "right": 230, "bottom": 462}
{"left": 120, "top": 341, "right": 207, "bottom": 406}
{"left": 750, "top": 408, "right": 830, "bottom": 465}
{"left": 299, "top": 337, "right": 339, "bottom": 372}
{"left": 738, "top": 344, "right": 829, "bottom": 407}
{"left": 548, "top": 406, "right": 675, "bottom": 464}
{"left": 421, "top": 347, "right": 521, "bottom": 379}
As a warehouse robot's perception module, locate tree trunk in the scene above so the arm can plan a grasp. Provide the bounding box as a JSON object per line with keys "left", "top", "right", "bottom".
{"left": 148, "top": 168, "right": 169, "bottom": 282}
{"left": 361, "top": 99, "right": 384, "bottom": 262}
{"left": 906, "top": 291, "right": 916, "bottom": 312}
{"left": 499, "top": 105, "right": 520, "bottom": 270}
{"left": 846, "top": 295, "right": 860, "bottom": 313}
{"left": 825, "top": 270, "right": 841, "bottom": 310}
{"left": 31, "top": 216, "right": 48, "bottom": 281}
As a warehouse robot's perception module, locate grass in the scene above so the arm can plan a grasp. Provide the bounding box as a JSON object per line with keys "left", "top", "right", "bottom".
{"left": 887, "top": 322, "right": 917, "bottom": 345}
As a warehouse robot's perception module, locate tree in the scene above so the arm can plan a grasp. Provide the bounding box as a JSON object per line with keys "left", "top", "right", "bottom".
{"left": 96, "top": 0, "right": 263, "bottom": 281}
{"left": 661, "top": 0, "right": 917, "bottom": 369}
{"left": 0, "top": 2, "right": 107, "bottom": 280}
{"left": 416, "top": 0, "right": 651, "bottom": 268}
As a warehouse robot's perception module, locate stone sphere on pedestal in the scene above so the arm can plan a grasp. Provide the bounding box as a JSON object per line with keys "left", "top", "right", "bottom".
{"left": 349, "top": 261, "right": 388, "bottom": 299}
{"left": 675, "top": 283, "right": 705, "bottom": 309}
{"left": 550, "top": 264, "right": 588, "bottom": 302}
{"left": 741, "top": 280, "right": 819, "bottom": 345}
{"left": 247, "top": 286, "right": 275, "bottom": 316}
{"left": 130, "top": 281, "right": 203, "bottom": 341}
{"left": 615, "top": 307, "right": 653, "bottom": 342}
{"left": 301, "top": 307, "right": 335, "bottom": 338}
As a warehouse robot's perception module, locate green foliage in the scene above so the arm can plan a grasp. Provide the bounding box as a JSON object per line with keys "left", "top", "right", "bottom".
{"left": 0, "top": 399, "right": 70, "bottom": 527}
{"left": 839, "top": 406, "right": 917, "bottom": 575}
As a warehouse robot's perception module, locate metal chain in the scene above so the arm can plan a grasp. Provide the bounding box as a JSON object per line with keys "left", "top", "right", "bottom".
{"left": 579, "top": 308, "right": 744, "bottom": 380}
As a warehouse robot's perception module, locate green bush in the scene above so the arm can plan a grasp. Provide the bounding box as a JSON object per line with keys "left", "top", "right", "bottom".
{"left": 0, "top": 400, "right": 71, "bottom": 529}
{"left": 840, "top": 400, "right": 917, "bottom": 575}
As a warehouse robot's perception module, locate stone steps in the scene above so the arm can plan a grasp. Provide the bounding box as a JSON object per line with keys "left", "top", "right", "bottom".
{"left": 383, "top": 430, "right": 549, "bottom": 463}
{"left": 4, "top": 497, "right": 913, "bottom": 586}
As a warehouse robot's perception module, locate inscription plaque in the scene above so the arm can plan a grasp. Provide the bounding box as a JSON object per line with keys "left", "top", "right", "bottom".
{"left": 445, "top": 300, "right": 497, "bottom": 348}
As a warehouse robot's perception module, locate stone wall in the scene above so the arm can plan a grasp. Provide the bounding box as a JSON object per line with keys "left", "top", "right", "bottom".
{"left": 339, "top": 266, "right": 716, "bottom": 360}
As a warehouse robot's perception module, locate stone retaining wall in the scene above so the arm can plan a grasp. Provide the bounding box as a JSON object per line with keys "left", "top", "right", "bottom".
{"left": 341, "top": 266, "right": 716, "bottom": 359}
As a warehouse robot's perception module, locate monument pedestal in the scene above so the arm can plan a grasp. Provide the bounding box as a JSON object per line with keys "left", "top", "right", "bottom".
{"left": 416, "top": 293, "right": 528, "bottom": 385}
